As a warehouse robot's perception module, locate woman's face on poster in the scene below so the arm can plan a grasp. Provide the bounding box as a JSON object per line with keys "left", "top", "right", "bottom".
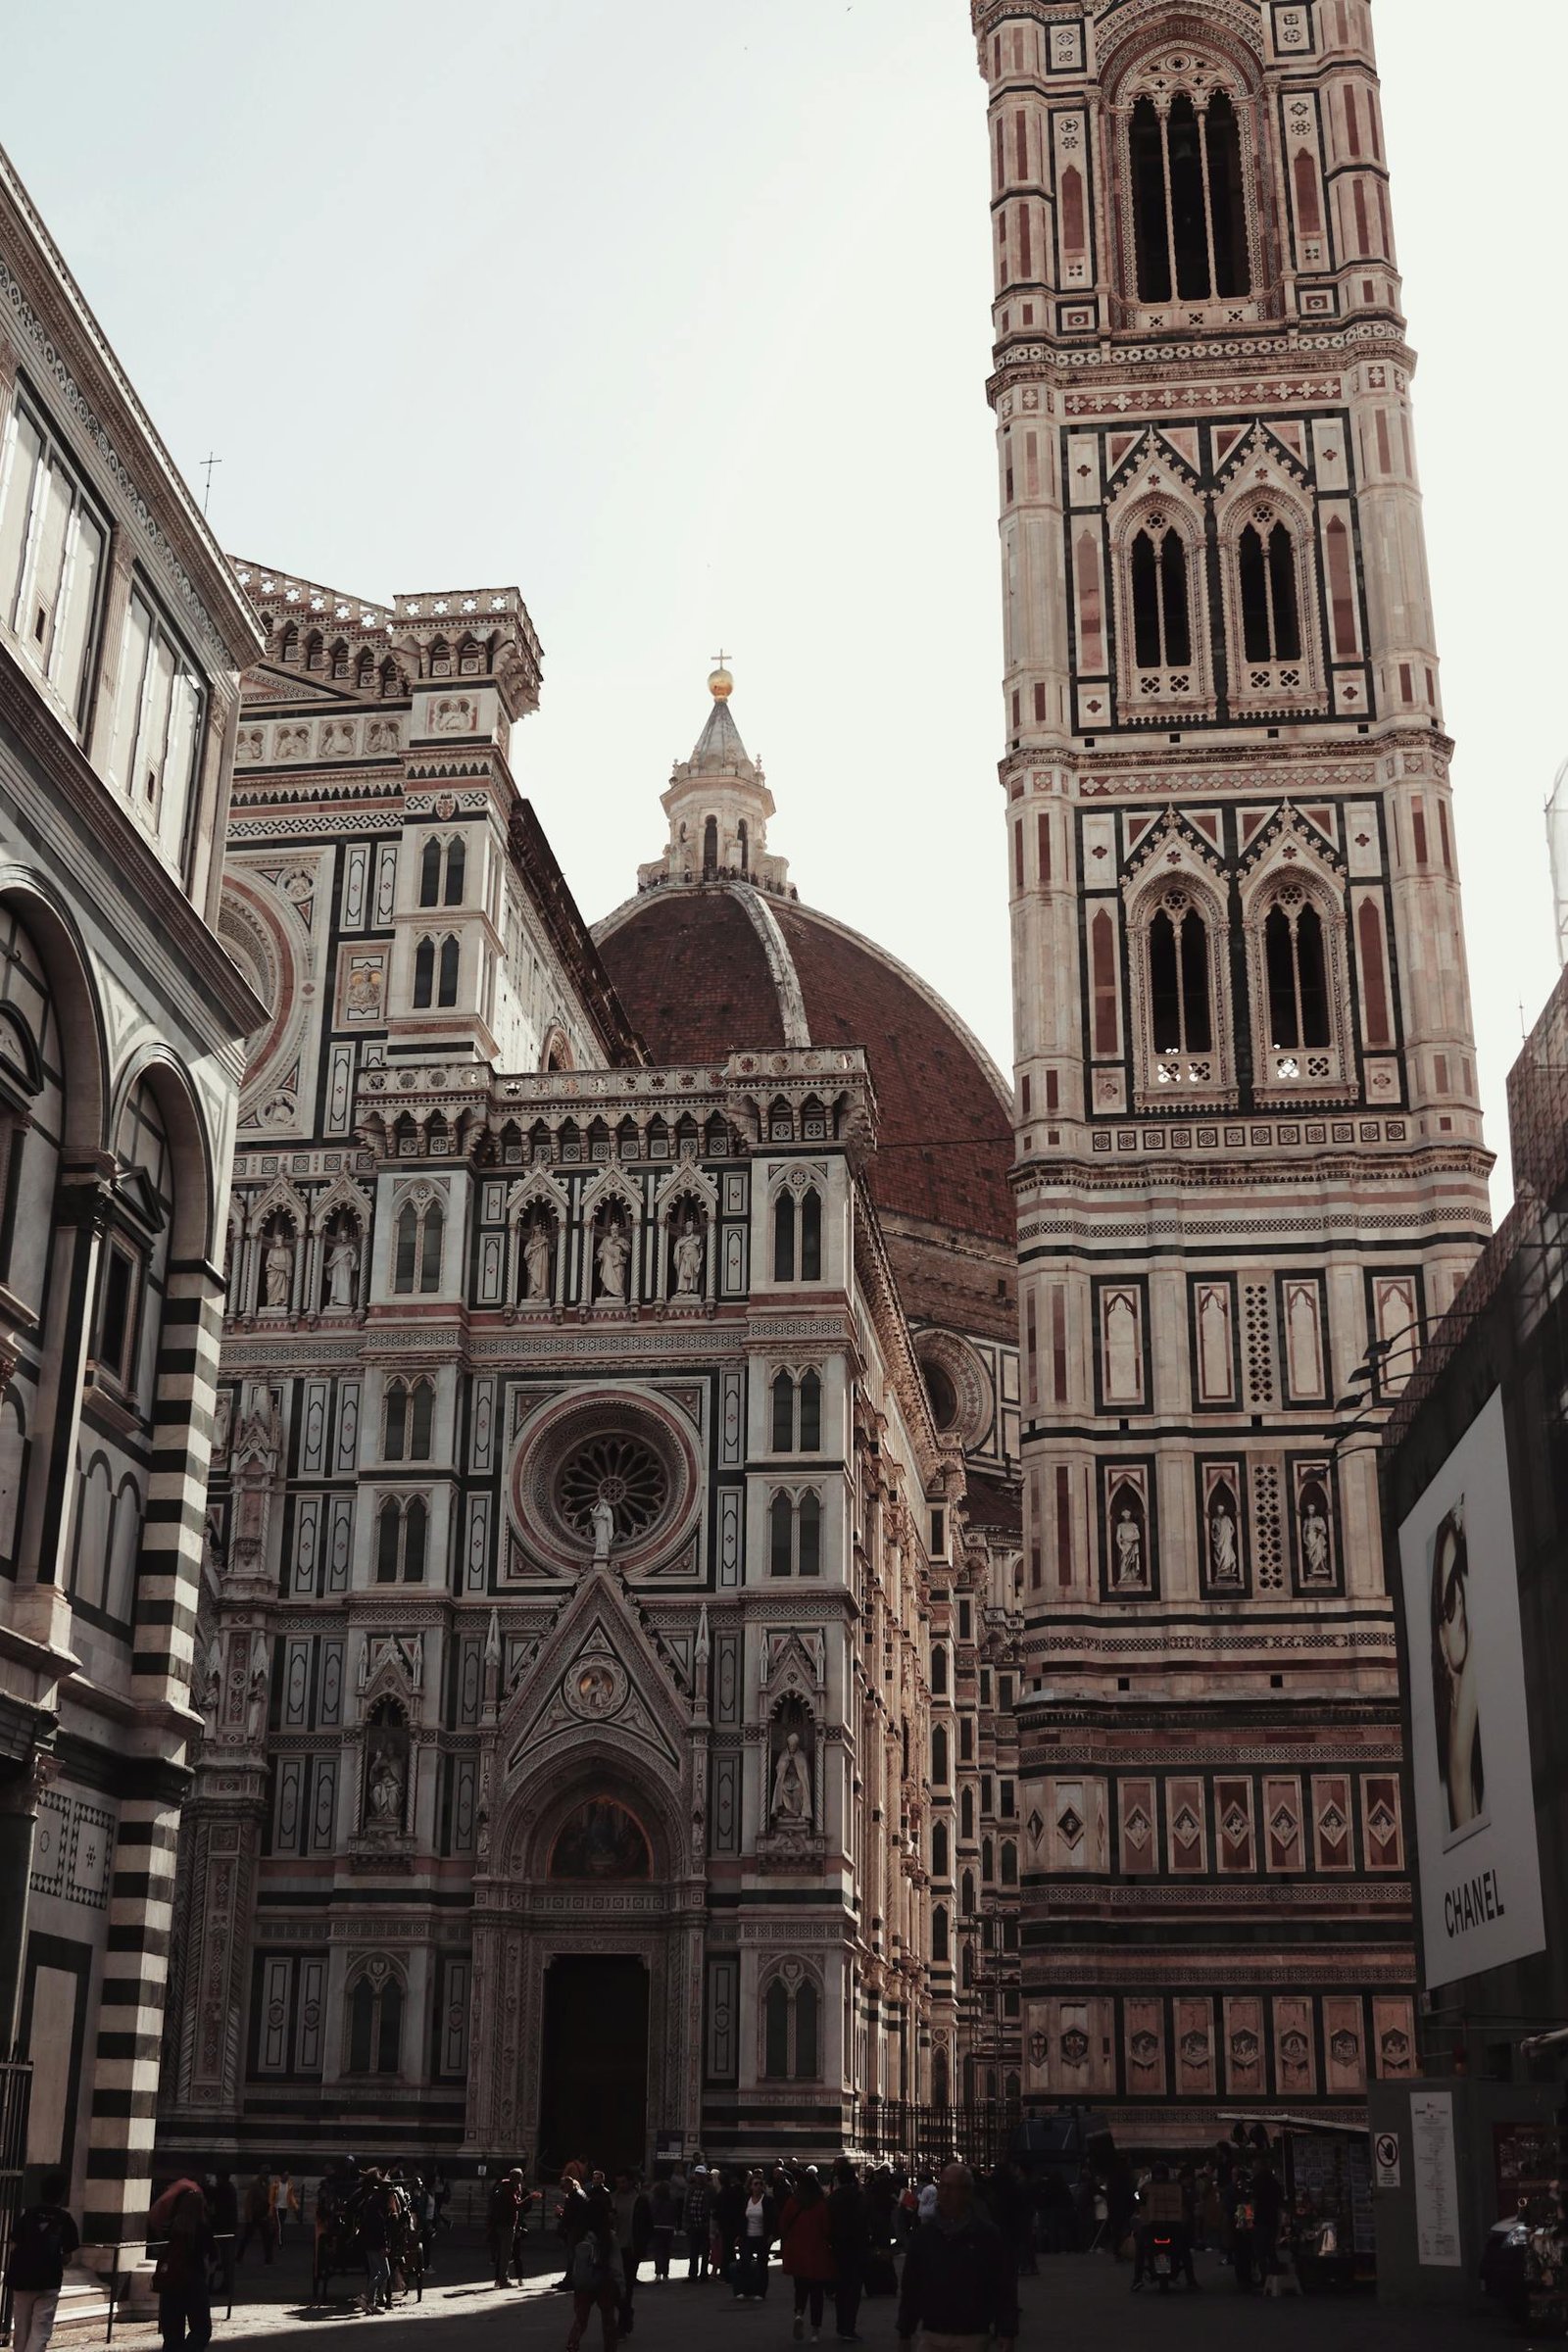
{"left": 1437, "top": 1528, "right": 1469, "bottom": 1675}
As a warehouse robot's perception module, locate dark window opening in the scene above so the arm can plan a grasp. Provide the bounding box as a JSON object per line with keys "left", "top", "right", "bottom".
{"left": 770, "top": 1492, "right": 793, "bottom": 1577}
{"left": 800, "top": 1190, "right": 822, "bottom": 1281}
{"left": 763, "top": 1979, "right": 790, "bottom": 2080}
{"left": 437, "top": 936, "right": 460, "bottom": 1007}
{"left": 1150, "top": 903, "right": 1211, "bottom": 1054}
{"left": 1131, "top": 524, "right": 1192, "bottom": 668}
{"left": 773, "top": 1193, "right": 796, "bottom": 1282}
{"left": 1130, "top": 88, "right": 1250, "bottom": 304}
{"left": 799, "top": 1371, "right": 821, "bottom": 1450}
{"left": 772, "top": 1371, "right": 795, "bottom": 1452}
{"left": 703, "top": 816, "right": 718, "bottom": 879}
{"left": 1240, "top": 521, "right": 1301, "bottom": 662}
{"left": 413, "top": 938, "right": 434, "bottom": 1008}
{"left": 418, "top": 839, "right": 441, "bottom": 907}
{"left": 798, "top": 1493, "right": 820, "bottom": 1577}
{"left": 443, "top": 837, "right": 466, "bottom": 906}
{"left": 1265, "top": 899, "right": 1330, "bottom": 1051}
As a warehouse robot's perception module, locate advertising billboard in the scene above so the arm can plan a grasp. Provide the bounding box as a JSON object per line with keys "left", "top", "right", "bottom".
{"left": 1397, "top": 1389, "right": 1545, "bottom": 1990}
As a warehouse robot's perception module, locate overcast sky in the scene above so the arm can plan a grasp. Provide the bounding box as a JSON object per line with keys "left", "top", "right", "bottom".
{"left": 6, "top": 1, "right": 1563, "bottom": 1208}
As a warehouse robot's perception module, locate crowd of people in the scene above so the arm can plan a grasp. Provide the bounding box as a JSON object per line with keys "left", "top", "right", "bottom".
{"left": 535, "top": 2154, "right": 1021, "bottom": 2350}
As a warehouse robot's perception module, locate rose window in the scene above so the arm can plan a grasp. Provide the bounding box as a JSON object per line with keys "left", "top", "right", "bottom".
{"left": 557, "top": 1434, "right": 667, "bottom": 1543}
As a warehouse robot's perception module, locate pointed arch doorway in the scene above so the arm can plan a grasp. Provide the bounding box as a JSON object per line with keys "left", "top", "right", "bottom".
{"left": 538, "top": 1954, "right": 650, "bottom": 2176}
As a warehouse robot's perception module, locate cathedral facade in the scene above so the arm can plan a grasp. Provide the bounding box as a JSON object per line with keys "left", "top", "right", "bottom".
{"left": 974, "top": 0, "right": 1491, "bottom": 2133}
{"left": 159, "top": 590, "right": 1023, "bottom": 2173}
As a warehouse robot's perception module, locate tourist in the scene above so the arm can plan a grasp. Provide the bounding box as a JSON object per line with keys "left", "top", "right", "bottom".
{"left": 8, "top": 2171, "right": 79, "bottom": 2352}
{"left": 826, "top": 2159, "right": 869, "bottom": 2342}
{"left": 779, "top": 2168, "right": 836, "bottom": 2343}
{"left": 208, "top": 2172, "right": 237, "bottom": 2301}
{"left": 733, "top": 2170, "right": 777, "bottom": 2302}
{"left": 915, "top": 2171, "right": 939, "bottom": 2227}
{"left": 714, "top": 2168, "right": 746, "bottom": 2284}
{"left": 648, "top": 2175, "right": 679, "bottom": 2281}
{"left": 556, "top": 2166, "right": 591, "bottom": 2292}
{"left": 155, "top": 2183, "right": 216, "bottom": 2352}
{"left": 682, "top": 2165, "right": 711, "bottom": 2279}
{"left": 235, "top": 2171, "right": 272, "bottom": 2266}
{"left": 566, "top": 2190, "right": 622, "bottom": 2352}
{"left": 488, "top": 2169, "right": 523, "bottom": 2288}
{"left": 611, "top": 2170, "right": 652, "bottom": 2335}
{"left": 895, "top": 2163, "right": 1017, "bottom": 2352}
{"left": 361, "top": 2179, "right": 394, "bottom": 2314}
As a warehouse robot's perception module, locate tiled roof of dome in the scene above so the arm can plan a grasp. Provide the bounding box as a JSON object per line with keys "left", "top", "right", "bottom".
{"left": 595, "top": 882, "right": 1014, "bottom": 1250}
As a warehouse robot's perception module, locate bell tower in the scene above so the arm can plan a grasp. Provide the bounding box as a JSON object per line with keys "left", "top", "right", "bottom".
{"left": 974, "top": 0, "right": 1491, "bottom": 2132}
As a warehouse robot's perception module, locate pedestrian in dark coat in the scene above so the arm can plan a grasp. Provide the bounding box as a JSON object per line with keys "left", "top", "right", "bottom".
{"left": 827, "top": 2159, "right": 870, "bottom": 2341}
{"left": 779, "top": 2172, "right": 836, "bottom": 2338}
{"left": 895, "top": 2164, "right": 1018, "bottom": 2352}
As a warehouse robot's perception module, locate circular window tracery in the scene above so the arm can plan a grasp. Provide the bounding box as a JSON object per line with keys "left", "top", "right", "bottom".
{"left": 923, "top": 1362, "right": 959, "bottom": 1433}
{"left": 558, "top": 1434, "right": 667, "bottom": 1543}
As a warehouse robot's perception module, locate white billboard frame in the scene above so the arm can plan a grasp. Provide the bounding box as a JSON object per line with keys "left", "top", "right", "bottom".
{"left": 1397, "top": 1387, "right": 1545, "bottom": 1991}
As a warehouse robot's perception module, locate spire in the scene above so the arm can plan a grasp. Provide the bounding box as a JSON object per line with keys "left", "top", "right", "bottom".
{"left": 636, "top": 662, "right": 796, "bottom": 899}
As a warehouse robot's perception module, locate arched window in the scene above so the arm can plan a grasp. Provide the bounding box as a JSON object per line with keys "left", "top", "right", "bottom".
{"left": 347, "top": 1969, "right": 403, "bottom": 2075}
{"left": 932, "top": 1907, "right": 950, "bottom": 1963}
{"left": 772, "top": 1371, "right": 795, "bottom": 1452}
{"left": 384, "top": 1379, "right": 409, "bottom": 1462}
{"left": 1130, "top": 518, "right": 1192, "bottom": 670}
{"left": 983, "top": 1835, "right": 995, "bottom": 1882}
{"left": 795, "top": 1981, "right": 819, "bottom": 2078}
{"left": 443, "top": 838, "right": 466, "bottom": 906}
{"left": 1001, "top": 1838, "right": 1018, "bottom": 1886}
{"left": 932, "top": 1644, "right": 948, "bottom": 1698}
{"left": 1129, "top": 88, "right": 1250, "bottom": 305}
{"left": 413, "top": 938, "right": 435, "bottom": 1008}
{"left": 437, "top": 936, "right": 461, "bottom": 1007}
{"left": 1239, "top": 518, "right": 1302, "bottom": 662}
{"left": 961, "top": 1788, "right": 975, "bottom": 1840}
{"left": 403, "top": 1496, "right": 427, "bottom": 1584}
{"left": 761, "top": 1967, "right": 821, "bottom": 2081}
{"left": 961, "top": 1864, "right": 975, "bottom": 1913}
{"left": 800, "top": 1190, "right": 822, "bottom": 1281}
{"left": 409, "top": 1380, "right": 434, "bottom": 1461}
{"left": 931, "top": 1820, "right": 949, "bottom": 1877}
{"left": 798, "top": 1492, "right": 821, "bottom": 1577}
{"left": 931, "top": 1725, "right": 949, "bottom": 1785}
{"left": 375, "top": 1498, "right": 401, "bottom": 1583}
{"left": 798, "top": 1370, "right": 821, "bottom": 1450}
{"left": 1148, "top": 897, "right": 1212, "bottom": 1054}
{"left": 330, "top": 640, "right": 350, "bottom": 679}
{"left": 770, "top": 1491, "right": 794, "bottom": 1578}
{"left": 1264, "top": 895, "right": 1330, "bottom": 1049}
{"left": 773, "top": 1193, "right": 796, "bottom": 1282}
{"left": 763, "top": 1977, "right": 791, "bottom": 2079}
{"left": 305, "top": 631, "right": 323, "bottom": 671}
{"left": 418, "top": 839, "right": 442, "bottom": 907}
{"left": 355, "top": 649, "right": 375, "bottom": 690}
{"left": 703, "top": 816, "right": 718, "bottom": 879}
{"left": 961, "top": 1943, "right": 975, "bottom": 1989}
{"left": 737, "top": 818, "right": 749, "bottom": 872}
{"left": 418, "top": 1202, "right": 442, "bottom": 1293}
{"left": 393, "top": 1200, "right": 443, "bottom": 1296}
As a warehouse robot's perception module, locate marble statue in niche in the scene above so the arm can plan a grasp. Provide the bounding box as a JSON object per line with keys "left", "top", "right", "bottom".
{"left": 672, "top": 1213, "right": 704, "bottom": 1298}
{"left": 324, "top": 1224, "right": 360, "bottom": 1309}
{"left": 595, "top": 1216, "right": 630, "bottom": 1302}
{"left": 363, "top": 1699, "right": 410, "bottom": 1836}
{"left": 522, "top": 1215, "right": 553, "bottom": 1303}
{"left": 263, "top": 1223, "right": 295, "bottom": 1309}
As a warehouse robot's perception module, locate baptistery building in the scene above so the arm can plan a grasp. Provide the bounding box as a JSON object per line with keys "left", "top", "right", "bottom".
{"left": 157, "top": 596, "right": 1022, "bottom": 2174}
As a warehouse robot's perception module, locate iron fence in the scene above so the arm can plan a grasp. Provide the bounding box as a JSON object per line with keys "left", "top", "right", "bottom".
{"left": 851, "top": 2096, "right": 1021, "bottom": 2176}
{"left": 0, "top": 2052, "right": 33, "bottom": 2332}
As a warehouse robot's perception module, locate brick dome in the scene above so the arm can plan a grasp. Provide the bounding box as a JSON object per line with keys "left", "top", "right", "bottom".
{"left": 595, "top": 883, "right": 1015, "bottom": 1253}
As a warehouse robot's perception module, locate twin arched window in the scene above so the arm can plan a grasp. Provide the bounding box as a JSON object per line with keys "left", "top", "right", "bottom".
{"left": 1148, "top": 892, "right": 1212, "bottom": 1058}
{"left": 762, "top": 1970, "right": 819, "bottom": 2081}
{"left": 347, "top": 1969, "right": 403, "bottom": 2074}
{"left": 417, "top": 835, "right": 466, "bottom": 909}
{"left": 384, "top": 1377, "right": 434, "bottom": 1462}
{"left": 771, "top": 1369, "right": 821, "bottom": 1452}
{"left": 1129, "top": 89, "right": 1250, "bottom": 306}
{"left": 769, "top": 1489, "right": 822, "bottom": 1577}
{"left": 375, "top": 1495, "right": 427, "bottom": 1584}
{"left": 773, "top": 1189, "right": 823, "bottom": 1283}
{"left": 1239, "top": 517, "right": 1302, "bottom": 663}
{"left": 932, "top": 1907, "right": 950, "bottom": 1963}
{"left": 931, "top": 1820, "right": 950, "bottom": 1877}
{"left": 1130, "top": 517, "right": 1191, "bottom": 670}
{"left": 413, "top": 934, "right": 461, "bottom": 1009}
{"left": 1263, "top": 891, "right": 1330, "bottom": 1051}
{"left": 393, "top": 1199, "right": 443, "bottom": 1295}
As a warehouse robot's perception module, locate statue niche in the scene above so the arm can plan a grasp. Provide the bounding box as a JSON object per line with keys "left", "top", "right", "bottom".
{"left": 520, "top": 1208, "right": 556, "bottom": 1307}
{"left": 591, "top": 1204, "right": 633, "bottom": 1305}
{"left": 666, "top": 1204, "right": 707, "bottom": 1301}
{"left": 363, "top": 1697, "right": 410, "bottom": 1838}
{"left": 321, "top": 1212, "right": 362, "bottom": 1312}
{"left": 759, "top": 1697, "right": 822, "bottom": 1866}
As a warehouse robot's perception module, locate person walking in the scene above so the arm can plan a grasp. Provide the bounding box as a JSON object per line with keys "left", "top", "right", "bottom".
{"left": 155, "top": 2184, "right": 216, "bottom": 2352}
{"left": 565, "top": 2191, "right": 622, "bottom": 2352}
{"left": 714, "top": 2168, "right": 746, "bottom": 2287}
{"left": 556, "top": 2168, "right": 591, "bottom": 2292}
{"left": 8, "top": 2172, "right": 79, "bottom": 2352}
{"left": 779, "top": 2169, "right": 836, "bottom": 2344}
{"left": 361, "top": 2180, "right": 393, "bottom": 2314}
{"left": 682, "top": 2165, "right": 711, "bottom": 2279}
{"left": 896, "top": 2162, "right": 1018, "bottom": 2352}
{"left": 733, "top": 2171, "right": 776, "bottom": 2302}
{"left": 648, "top": 2176, "right": 678, "bottom": 2282}
{"left": 611, "top": 2170, "right": 652, "bottom": 2336}
{"left": 236, "top": 2171, "right": 272, "bottom": 2266}
{"left": 488, "top": 2170, "right": 522, "bottom": 2288}
{"left": 827, "top": 2158, "right": 869, "bottom": 2343}
{"left": 210, "top": 2173, "right": 237, "bottom": 2303}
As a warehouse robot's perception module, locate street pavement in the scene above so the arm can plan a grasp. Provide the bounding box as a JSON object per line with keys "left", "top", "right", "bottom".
{"left": 90, "top": 2227, "right": 1538, "bottom": 2352}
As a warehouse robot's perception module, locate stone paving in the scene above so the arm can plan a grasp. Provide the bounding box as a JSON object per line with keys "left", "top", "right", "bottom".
{"left": 85, "top": 2226, "right": 1538, "bottom": 2352}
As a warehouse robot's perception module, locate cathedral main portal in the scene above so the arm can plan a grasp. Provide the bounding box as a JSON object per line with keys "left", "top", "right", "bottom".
{"left": 539, "top": 1954, "right": 650, "bottom": 2177}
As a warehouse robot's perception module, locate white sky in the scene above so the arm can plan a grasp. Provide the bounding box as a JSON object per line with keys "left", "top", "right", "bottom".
{"left": 7, "top": 0, "right": 1563, "bottom": 1209}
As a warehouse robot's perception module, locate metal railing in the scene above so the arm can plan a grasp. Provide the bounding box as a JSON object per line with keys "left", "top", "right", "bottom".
{"left": 851, "top": 2096, "right": 1021, "bottom": 2176}
{"left": 0, "top": 2054, "right": 32, "bottom": 2335}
